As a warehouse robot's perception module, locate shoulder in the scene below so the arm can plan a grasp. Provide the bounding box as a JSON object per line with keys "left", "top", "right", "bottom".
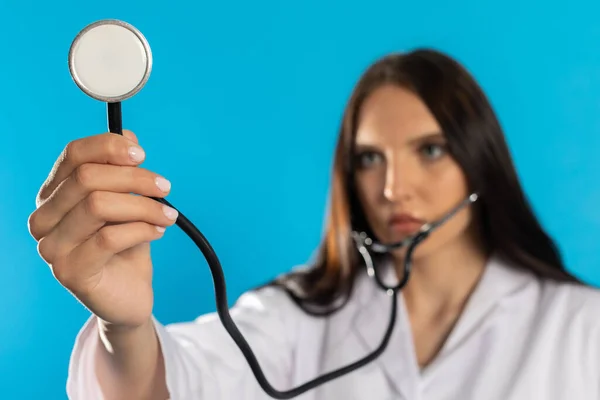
{"left": 538, "top": 278, "right": 600, "bottom": 327}
{"left": 487, "top": 255, "right": 600, "bottom": 336}
{"left": 162, "top": 284, "right": 309, "bottom": 350}
{"left": 489, "top": 255, "right": 600, "bottom": 323}
{"left": 232, "top": 284, "right": 301, "bottom": 319}
{"left": 531, "top": 278, "right": 600, "bottom": 372}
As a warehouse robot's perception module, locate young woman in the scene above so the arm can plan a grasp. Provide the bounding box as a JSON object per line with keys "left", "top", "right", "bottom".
{"left": 29, "top": 48, "right": 600, "bottom": 399}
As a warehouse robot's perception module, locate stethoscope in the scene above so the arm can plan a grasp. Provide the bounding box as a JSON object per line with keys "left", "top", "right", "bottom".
{"left": 67, "top": 19, "right": 480, "bottom": 399}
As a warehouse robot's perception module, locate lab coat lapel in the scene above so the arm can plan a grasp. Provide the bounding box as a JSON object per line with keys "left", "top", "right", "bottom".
{"left": 349, "top": 254, "right": 534, "bottom": 398}
{"left": 351, "top": 264, "right": 421, "bottom": 400}
{"left": 438, "top": 254, "right": 533, "bottom": 354}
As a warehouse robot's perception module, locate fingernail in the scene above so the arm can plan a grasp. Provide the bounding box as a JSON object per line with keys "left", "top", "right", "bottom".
{"left": 156, "top": 226, "right": 166, "bottom": 233}
{"left": 129, "top": 146, "right": 145, "bottom": 162}
{"left": 155, "top": 177, "right": 171, "bottom": 192}
{"left": 162, "top": 205, "right": 178, "bottom": 220}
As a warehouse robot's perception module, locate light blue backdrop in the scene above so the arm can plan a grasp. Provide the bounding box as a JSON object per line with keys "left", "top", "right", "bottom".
{"left": 1, "top": 0, "right": 599, "bottom": 397}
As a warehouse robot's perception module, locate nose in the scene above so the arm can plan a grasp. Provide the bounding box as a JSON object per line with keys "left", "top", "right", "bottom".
{"left": 383, "top": 155, "right": 415, "bottom": 203}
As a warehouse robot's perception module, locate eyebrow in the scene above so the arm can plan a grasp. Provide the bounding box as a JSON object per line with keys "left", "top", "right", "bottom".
{"left": 407, "top": 131, "right": 445, "bottom": 145}
{"left": 355, "top": 131, "right": 445, "bottom": 148}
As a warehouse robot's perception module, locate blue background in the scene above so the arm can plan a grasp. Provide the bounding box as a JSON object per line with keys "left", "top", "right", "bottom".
{"left": 1, "top": 0, "right": 600, "bottom": 397}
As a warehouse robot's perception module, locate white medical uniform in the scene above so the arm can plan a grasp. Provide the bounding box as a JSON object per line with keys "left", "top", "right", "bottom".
{"left": 66, "top": 254, "right": 600, "bottom": 399}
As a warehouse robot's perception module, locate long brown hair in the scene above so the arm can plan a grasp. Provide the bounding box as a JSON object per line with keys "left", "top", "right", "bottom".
{"left": 267, "top": 48, "right": 581, "bottom": 315}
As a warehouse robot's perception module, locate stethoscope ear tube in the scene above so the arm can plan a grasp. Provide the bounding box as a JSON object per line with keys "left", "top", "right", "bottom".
{"left": 353, "top": 192, "right": 479, "bottom": 291}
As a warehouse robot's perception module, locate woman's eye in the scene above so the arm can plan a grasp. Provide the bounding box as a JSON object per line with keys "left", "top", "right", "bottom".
{"left": 420, "top": 143, "right": 447, "bottom": 160}
{"left": 356, "top": 151, "right": 384, "bottom": 168}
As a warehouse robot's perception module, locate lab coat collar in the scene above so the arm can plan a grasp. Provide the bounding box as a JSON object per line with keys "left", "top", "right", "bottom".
{"left": 349, "top": 253, "right": 534, "bottom": 399}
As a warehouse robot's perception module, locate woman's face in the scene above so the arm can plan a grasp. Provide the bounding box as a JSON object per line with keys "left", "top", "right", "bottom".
{"left": 353, "top": 84, "right": 475, "bottom": 260}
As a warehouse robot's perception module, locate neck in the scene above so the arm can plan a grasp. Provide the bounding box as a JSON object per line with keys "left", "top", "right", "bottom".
{"left": 395, "top": 240, "right": 488, "bottom": 318}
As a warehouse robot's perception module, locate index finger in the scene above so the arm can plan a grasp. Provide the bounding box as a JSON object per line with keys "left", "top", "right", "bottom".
{"left": 37, "top": 130, "right": 143, "bottom": 206}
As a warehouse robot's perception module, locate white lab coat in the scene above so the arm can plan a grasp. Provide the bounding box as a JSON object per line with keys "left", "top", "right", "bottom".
{"left": 66, "top": 254, "right": 600, "bottom": 399}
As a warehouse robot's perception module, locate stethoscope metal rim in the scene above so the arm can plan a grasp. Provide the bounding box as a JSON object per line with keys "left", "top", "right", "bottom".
{"left": 68, "top": 19, "right": 153, "bottom": 103}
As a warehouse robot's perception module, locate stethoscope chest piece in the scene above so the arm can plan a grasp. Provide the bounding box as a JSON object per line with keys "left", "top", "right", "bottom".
{"left": 68, "top": 19, "right": 152, "bottom": 103}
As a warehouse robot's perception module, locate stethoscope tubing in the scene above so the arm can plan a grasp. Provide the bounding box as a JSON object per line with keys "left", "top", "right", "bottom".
{"left": 105, "top": 101, "right": 478, "bottom": 399}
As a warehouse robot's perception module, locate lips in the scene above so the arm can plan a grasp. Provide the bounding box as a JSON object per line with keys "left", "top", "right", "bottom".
{"left": 388, "top": 214, "right": 425, "bottom": 234}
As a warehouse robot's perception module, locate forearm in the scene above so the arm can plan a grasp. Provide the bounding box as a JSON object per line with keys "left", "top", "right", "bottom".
{"left": 95, "top": 317, "right": 169, "bottom": 400}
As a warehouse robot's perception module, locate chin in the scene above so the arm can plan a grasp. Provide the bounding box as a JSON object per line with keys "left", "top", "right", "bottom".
{"left": 391, "top": 241, "right": 429, "bottom": 261}
{"left": 385, "top": 230, "right": 422, "bottom": 246}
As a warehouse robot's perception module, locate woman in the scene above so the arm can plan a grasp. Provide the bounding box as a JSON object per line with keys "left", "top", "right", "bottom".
{"left": 29, "top": 48, "right": 600, "bottom": 399}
